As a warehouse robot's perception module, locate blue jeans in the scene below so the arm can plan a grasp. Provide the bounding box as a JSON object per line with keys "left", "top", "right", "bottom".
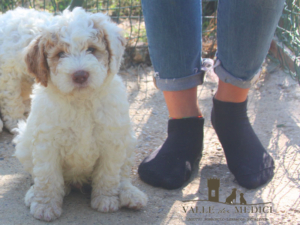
{"left": 141, "top": 0, "right": 285, "bottom": 91}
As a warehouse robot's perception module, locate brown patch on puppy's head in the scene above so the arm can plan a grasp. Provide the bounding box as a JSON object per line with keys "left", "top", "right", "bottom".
{"left": 25, "top": 36, "right": 50, "bottom": 87}
{"left": 90, "top": 13, "right": 126, "bottom": 77}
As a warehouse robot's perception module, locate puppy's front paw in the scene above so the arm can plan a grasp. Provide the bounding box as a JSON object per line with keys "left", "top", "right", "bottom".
{"left": 91, "top": 195, "right": 119, "bottom": 213}
{"left": 30, "top": 200, "right": 62, "bottom": 221}
{"left": 120, "top": 186, "right": 148, "bottom": 209}
{"left": 25, "top": 186, "right": 62, "bottom": 221}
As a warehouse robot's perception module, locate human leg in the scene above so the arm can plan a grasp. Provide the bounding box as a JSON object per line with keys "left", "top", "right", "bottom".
{"left": 164, "top": 87, "right": 202, "bottom": 118}
{"left": 138, "top": 0, "right": 206, "bottom": 189}
{"left": 213, "top": 0, "right": 285, "bottom": 189}
{"left": 215, "top": 80, "right": 249, "bottom": 103}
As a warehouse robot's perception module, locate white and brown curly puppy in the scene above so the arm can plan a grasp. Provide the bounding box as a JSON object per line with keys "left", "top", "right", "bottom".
{"left": 0, "top": 8, "right": 54, "bottom": 133}
{"left": 13, "top": 7, "right": 147, "bottom": 221}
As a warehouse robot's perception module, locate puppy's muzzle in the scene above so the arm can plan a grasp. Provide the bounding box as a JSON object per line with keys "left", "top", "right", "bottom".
{"left": 72, "top": 70, "right": 89, "bottom": 84}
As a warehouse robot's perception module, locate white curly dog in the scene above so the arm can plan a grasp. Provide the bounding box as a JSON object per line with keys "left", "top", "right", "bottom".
{"left": 0, "top": 8, "right": 52, "bottom": 133}
{"left": 12, "top": 7, "right": 147, "bottom": 221}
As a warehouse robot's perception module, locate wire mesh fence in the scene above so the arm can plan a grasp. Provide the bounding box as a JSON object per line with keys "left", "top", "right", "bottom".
{"left": 275, "top": 0, "right": 300, "bottom": 84}
{"left": 0, "top": 0, "right": 218, "bottom": 57}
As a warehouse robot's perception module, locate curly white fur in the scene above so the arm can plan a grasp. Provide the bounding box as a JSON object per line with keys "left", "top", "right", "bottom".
{"left": 0, "top": 8, "right": 53, "bottom": 132}
{"left": 13, "top": 8, "right": 147, "bottom": 221}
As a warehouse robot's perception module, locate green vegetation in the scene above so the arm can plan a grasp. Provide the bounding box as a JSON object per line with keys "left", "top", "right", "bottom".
{"left": 275, "top": 0, "right": 300, "bottom": 83}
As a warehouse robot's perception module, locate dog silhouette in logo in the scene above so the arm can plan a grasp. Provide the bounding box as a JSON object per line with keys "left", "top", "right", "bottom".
{"left": 225, "top": 188, "right": 237, "bottom": 204}
{"left": 240, "top": 193, "right": 247, "bottom": 205}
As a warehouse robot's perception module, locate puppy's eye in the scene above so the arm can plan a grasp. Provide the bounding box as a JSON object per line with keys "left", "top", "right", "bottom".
{"left": 58, "top": 51, "right": 66, "bottom": 58}
{"left": 87, "top": 47, "right": 95, "bottom": 53}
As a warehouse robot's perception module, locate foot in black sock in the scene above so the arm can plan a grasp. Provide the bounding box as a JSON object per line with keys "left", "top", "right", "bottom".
{"left": 211, "top": 98, "right": 275, "bottom": 189}
{"left": 138, "top": 117, "right": 204, "bottom": 189}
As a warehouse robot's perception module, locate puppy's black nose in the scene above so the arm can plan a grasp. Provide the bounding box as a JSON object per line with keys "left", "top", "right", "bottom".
{"left": 72, "top": 70, "right": 89, "bottom": 84}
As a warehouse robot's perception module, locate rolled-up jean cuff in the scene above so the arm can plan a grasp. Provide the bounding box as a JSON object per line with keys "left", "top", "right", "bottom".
{"left": 153, "top": 71, "right": 205, "bottom": 91}
{"left": 214, "top": 60, "right": 261, "bottom": 89}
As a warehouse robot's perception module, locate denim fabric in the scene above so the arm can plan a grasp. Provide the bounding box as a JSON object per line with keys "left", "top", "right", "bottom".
{"left": 216, "top": 0, "right": 285, "bottom": 88}
{"left": 141, "top": 0, "right": 284, "bottom": 91}
{"left": 141, "top": 0, "right": 204, "bottom": 91}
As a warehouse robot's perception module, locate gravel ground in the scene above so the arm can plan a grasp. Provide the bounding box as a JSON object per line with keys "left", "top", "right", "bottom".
{"left": 0, "top": 60, "right": 300, "bottom": 225}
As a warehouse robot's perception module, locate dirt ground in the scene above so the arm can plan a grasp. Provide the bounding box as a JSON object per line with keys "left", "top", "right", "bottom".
{"left": 0, "top": 59, "right": 300, "bottom": 225}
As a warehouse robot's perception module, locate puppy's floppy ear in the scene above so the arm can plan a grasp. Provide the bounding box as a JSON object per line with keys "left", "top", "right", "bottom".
{"left": 25, "top": 36, "right": 50, "bottom": 87}
{"left": 91, "top": 13, "right": 126, "bottom": 76}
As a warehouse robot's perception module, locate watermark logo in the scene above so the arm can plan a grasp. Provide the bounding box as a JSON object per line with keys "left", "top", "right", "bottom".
{"left": 182, "top": 178, "right": 272, "bottom": 222}
{"left": 206, "top": 178, "right": 250, "bottom": 205}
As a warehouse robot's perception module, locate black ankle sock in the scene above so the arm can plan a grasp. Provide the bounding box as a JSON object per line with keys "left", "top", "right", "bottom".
{"left": 138, "top": 117, "right": 204, "bottom": 190}
{"left": 211, "top": 98, "right": 275, "bottom": 189}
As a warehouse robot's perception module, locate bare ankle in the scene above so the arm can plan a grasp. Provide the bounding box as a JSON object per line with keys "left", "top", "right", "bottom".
{"left": 163, "top": 87, "right": 202, "bottom": 118}
{"left": 215, "top": 80, "right": 249, "bottom": 103}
